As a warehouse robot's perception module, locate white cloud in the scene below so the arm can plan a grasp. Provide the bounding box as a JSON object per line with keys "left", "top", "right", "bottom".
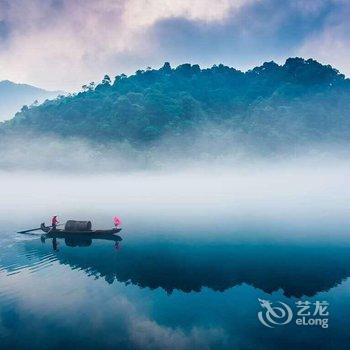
{"left": 0, "top": 1, "right": 128, "bottom": 90}
{"left": 123, "top": 0, "right": 244, "bottom": 26}
{"left": 0, "top": 0, "right": 349, "bottom": 90}
{"left": 297, "top": 0, "right": 350, "bottom": 76}
{"left": 0, "top": 0, "right": 254, "bottom": 91}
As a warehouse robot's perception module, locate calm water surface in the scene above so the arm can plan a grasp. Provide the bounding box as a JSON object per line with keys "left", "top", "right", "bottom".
{"left": 1, "top": 163, "right": 350, "bottom": 349}
{"left": 1, "top": 222, "right": 350, "bottom": 349}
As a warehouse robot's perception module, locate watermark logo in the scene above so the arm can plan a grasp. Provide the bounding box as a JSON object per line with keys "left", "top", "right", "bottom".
{"left": 258, "top": 299, "right": 293, "bottom": 328}
{"left": 258, "top": 299, "right": 329, "bottom": 329}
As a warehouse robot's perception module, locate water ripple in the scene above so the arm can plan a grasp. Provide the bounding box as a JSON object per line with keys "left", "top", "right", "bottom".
{"left": 0, "top": 240, "right": 58, "bottom": 277}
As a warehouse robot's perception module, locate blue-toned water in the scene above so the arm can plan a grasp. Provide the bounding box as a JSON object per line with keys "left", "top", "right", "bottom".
{"left": 0, "top": 168, "right": 350, "bottom": 349}
{"left": 1, "top": 226, "right": 350, "bottom": 349}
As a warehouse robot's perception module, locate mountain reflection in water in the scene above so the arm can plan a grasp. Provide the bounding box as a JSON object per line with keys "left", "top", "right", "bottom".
{"left": 3, "top": 232, "right": 350, "bottom": 297}
{"left": 1, "top": 229, "right": 350, "bottom": 350}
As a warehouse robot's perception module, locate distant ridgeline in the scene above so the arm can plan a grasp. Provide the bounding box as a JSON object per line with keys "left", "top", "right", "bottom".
{"left": 1, "top": 57, "right": 350, "bottom": 151}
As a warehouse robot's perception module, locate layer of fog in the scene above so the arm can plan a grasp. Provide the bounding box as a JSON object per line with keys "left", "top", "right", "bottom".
{"left": 1, "top": 156, "right": 350, "bottom": 237}
{"left": 1, "top": 130, "right": 350, "bottom": 237}
{"left": 0, "top": 131, "right": 349, "bottom": 173}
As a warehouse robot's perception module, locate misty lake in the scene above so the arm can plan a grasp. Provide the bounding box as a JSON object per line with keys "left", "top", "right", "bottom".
{"left": 1, "top": 165, "right": 350, "bottom": 349}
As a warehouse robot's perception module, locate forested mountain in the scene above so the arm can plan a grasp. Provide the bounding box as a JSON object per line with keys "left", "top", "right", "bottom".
{"left": 1, "top": 58, "right": 350, "bottom": 152}
{"left": 0, "top": 80, "right": 62, "bottom": 122}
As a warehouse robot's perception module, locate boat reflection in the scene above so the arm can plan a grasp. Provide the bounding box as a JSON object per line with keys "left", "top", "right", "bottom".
{"left": 40, "top": 232, "right": 122, "bottom": 250}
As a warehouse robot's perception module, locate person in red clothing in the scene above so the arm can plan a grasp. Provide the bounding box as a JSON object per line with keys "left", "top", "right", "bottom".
{"left": 51, "top": 215, "right": 59, "bottom": 230}
{"left": 113, "top": 216, "right": 122, "bottom": 228}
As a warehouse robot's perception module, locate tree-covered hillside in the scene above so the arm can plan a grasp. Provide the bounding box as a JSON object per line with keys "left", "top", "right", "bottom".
{"left": 2, "top": 58, "right": 350, "bottom": 150}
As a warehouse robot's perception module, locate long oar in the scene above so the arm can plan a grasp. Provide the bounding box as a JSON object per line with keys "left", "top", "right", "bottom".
{"left": 18, "top": 224, "right": 62, "bottom": 234}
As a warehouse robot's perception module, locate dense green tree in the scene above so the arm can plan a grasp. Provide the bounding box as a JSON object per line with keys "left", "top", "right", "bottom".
{"left": 1, "top": 57, "right": 349, "bottom": 152}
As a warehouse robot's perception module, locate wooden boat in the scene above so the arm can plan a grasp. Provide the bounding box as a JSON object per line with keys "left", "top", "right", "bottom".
{"left": 40, "top": 223, "right": 122, "bottom": 236}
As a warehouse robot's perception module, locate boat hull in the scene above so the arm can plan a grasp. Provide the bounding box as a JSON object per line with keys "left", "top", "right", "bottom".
{"left": 40, "top": 223, "right": 122, "bottom": 236}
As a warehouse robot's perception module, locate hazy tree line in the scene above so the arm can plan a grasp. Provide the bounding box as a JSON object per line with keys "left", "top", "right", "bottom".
{"left": 1, "top": 57, "right": 350, "bottom": 154}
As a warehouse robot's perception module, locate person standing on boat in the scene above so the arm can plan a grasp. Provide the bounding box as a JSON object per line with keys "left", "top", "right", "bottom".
{"left": 113, "top": 216, "right": 121, "bottom": 229}
{"left": 51, "top": 215, "right": 59, "bottom": 230}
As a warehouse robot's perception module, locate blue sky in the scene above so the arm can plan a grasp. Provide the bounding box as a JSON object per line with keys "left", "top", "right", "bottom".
{"left": 0, "top": 0, "right": 349, "bottom": 91}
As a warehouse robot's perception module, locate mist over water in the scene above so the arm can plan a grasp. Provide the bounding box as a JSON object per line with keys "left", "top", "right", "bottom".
{"left": 1, "top": 151, "right": 350, "bottom": 238}
{"left": 2, "top": 129, "right": 350, "bottom": 172}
